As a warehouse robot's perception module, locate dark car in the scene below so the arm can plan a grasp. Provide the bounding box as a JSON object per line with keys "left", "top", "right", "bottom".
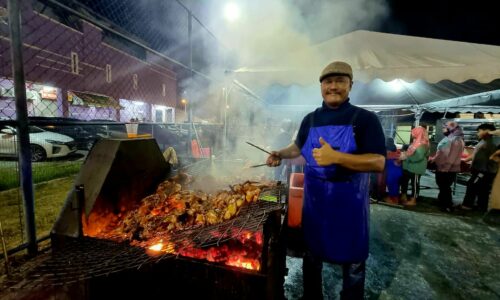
{"left": 86, "top": 121, "right": 189, "bottom": 156}
{"left": 88, "top": 119, "right": 127, "bottom": 139}
{"left": 28, "top": 117, "right": 98, "bottom": 150}
{"left": 138, "top": 123, "right": 188, "bottom": 153}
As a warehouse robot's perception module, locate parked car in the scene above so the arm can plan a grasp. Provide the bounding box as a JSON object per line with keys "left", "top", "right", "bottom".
{"left": 88, "top": 119, "right": 127, "bottom": 139}
{"left": 85, "top": 121, "right": 189, "bottom": 156}
{"left": 29, "top": 116, "right": 99, "bottom": 150}
{"left": 137, "top": 123, "right": 189, "bottom": 156}
{"left": 0, "top": 125, "right": 77, "bottom": 161}
{"left": 138, "top": 123, "right": 182, "bottom": 147}
{"left": 88, "top": 121, "right": 187, "bottom": 150}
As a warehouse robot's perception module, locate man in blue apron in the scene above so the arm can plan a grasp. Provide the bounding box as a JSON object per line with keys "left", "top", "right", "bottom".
{"left": 267, "top": 61, "right": 386, "bottom": 299}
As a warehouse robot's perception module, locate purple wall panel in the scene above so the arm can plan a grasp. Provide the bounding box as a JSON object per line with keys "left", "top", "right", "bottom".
{"left": 1, "top": 1, "right": 177, "bottom": 113}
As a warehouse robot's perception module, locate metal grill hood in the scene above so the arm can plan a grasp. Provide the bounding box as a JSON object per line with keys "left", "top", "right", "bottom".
{"left": 52, "top": 138, "right": 169, "bottom": 238}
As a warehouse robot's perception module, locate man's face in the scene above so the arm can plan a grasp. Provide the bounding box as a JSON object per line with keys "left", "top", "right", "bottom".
{"left": 321, "top": 75, "right": 352, "bottom": 108}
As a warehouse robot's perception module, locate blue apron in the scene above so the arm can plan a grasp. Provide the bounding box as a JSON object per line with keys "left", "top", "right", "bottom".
{"left": 301, "top": 124, "right": 370, "bottom": 263}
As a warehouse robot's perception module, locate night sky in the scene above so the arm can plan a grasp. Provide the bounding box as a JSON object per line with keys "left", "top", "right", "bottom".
{"left": 380, "top": 0, "right": 500, "bottom": 46}
{"left": 76, "top": 0, "right": 500, "bottom": 48}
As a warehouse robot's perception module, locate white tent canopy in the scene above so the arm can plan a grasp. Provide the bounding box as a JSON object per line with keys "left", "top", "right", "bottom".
{"left": 233, "top": 30, "right": 500, "bottom": 86}
{"left": 231, "top": 31, "right": 500, "bottom": 109}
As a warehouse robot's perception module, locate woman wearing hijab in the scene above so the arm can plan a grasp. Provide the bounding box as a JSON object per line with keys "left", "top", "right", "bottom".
{"left": 429, "top": 121, "right": 465, "bottom": 212}
{"left": 400, "top": 127, "right": 430, "bottom": 206}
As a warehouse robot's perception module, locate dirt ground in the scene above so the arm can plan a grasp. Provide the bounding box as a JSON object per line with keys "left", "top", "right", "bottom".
{"left": 284, "top": 203, "right": 500, "bottom": 299}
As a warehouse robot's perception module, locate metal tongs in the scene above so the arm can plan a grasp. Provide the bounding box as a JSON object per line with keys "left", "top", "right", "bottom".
{"left": 248, "top": 163, "right": 267, "bottom": 168}
{"left": 245, "top": 141, "right": 271, "bottom": 168}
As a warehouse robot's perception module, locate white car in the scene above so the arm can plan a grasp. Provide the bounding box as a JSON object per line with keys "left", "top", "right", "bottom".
{"left": 0, "top": 125, "right": 77, "bottom": 162}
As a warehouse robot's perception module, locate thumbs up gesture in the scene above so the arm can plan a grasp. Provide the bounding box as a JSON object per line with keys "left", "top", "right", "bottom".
{"left": 312, "top": 137, "right": 339, "bottom": 166}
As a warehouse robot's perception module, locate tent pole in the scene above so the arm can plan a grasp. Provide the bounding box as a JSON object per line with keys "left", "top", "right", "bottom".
{"left": 414, "top": 107, "right": 424, "bottom": 127}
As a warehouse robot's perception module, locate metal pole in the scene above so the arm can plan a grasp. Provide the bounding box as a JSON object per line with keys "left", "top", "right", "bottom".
{"left": 224, "top": 88, "right": 228, "bottom": 153}
{"left": 188, "top": 11, "right": 193, "bottom": 124}
{"left": 414, "top": 107, "right": 424, "bottom": 127}
{"left": 186, "top": 11, "right": 193, "bottom": 156}
{"left": 8, "top": 0, "right": 37, "bottom": 255}
{"left": 188, "top": 12, "right": 193, "bottom": 77}
{"left": 223, "top": 88, "right": 227, "bottom": 152}
{"left": 0, "top": 219, "right": 11, "bottom": 275}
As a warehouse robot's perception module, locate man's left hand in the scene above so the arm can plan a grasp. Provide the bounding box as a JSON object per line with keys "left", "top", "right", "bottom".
{"left": 313, "top": 137, "right": 340, "bottom": 166}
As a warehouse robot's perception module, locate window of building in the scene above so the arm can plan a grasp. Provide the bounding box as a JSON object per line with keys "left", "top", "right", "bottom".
{"left": 133, "top": 74, "right": 138, "bottom": 90}
{"left": 71, "top": 52, "right": 79, "bottom": 75}
{"left": 106, "top": 64, "right": 112, "bottom": 83}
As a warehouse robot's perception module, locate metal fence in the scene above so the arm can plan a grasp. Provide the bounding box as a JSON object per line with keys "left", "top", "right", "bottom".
{"left": 0, "top": 0, "right": 225, "bottom": 259}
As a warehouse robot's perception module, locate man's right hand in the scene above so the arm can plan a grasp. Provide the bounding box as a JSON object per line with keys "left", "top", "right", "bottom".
{"left": 266, "top": 151, "right": 282, "bottom": 167}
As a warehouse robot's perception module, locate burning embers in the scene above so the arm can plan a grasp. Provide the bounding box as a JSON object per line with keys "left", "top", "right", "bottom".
{"left": 144, "top": 230, "right": 264, "bottom": 270}
{"left": 83, "top": 175, "right": 276, "bottom": 271}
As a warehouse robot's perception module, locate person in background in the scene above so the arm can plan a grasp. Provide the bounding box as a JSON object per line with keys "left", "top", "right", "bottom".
{"left": 429, "top": 121, "right": 465, "bottom": 212}
{"left": 163, "top": 146, "right": 179, "bottom": 170}
{"left": 369, "top": 172, "right": 385, "bottom": 203}
{"left": 461, "top": 124, "right": 498, "bottom": 211}
{"left": 399, "top": 127, "right": 430, "bottom": 206}
{"left": 266, "top": 61, "right": 386, "bottom": 299}
{"left": 486, "top": 128, "right": 500, "bottom": 210}
{"left": 488, "top": 145, "right": 500, "bottom": 211}
{"left": 383, "top": 137, "right": 403, "bottom": 204}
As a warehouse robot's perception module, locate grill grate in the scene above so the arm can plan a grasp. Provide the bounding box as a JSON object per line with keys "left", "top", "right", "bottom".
{"left": 10, "top": 197, "right": 283, "bottom": 290}
{"left": 188, "top": 199, "right": 283, "bottom": 248}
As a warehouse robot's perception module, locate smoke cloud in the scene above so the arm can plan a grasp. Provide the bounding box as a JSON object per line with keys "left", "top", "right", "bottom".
{"left": 202, "top": 0, "right": 389, "bottom": 68}
{"left": 168, "top": 0, "right": 390, "bottom": 184}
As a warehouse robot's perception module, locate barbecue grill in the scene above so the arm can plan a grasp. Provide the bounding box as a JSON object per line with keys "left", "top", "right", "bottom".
{"left": 11, "top": 138, "right": 287, "bottom": 299}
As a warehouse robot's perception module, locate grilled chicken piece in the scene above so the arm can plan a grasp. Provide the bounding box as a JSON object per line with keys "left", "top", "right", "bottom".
{"left": 223, "top": 201, "right": 237, "bottom": 220}
{"left": 156, "top": 180, "right": 181, "bottom": 196}
{"left": 93, "top": 178, "right": 274, "bottom": 243}
{"left": 206, "top": 210, "right": 219, "bottom": 225}
{"left": 195, "top": 213, "right": 206, "bottom": 225}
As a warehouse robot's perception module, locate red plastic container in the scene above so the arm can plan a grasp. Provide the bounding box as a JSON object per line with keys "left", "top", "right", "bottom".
{"left": 288, "top": 173, "right": 304, "bottom": 228}
{"left": 191, "top": 140, "right": 211, "bottom": 158}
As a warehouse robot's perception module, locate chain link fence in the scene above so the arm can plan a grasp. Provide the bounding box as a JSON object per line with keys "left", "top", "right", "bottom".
{"left": 0, "top": 0, "right": 225, "bottom": 257}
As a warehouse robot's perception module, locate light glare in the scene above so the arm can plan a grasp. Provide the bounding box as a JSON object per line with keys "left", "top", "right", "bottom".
{"left": 149, "top": 243, "right": 163, "bottom": 251}
{"left": 224, "top": 3, "right": 240, "bottom": 22}
{"left": 388, "top": 79, "right": 404, "bottom": 92}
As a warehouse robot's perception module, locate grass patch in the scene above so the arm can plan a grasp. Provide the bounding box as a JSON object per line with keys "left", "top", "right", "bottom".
{"left": 0, "top": 160, "right": 81, "bottom": 191}
{"left": 0, "top": 177, "right": 74, "bottom": 250}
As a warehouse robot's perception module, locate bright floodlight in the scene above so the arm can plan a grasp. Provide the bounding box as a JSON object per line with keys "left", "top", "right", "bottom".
{"left": 388, "top": 79, "right": 404, "bottom": 92}
{"left": 224, "top": 2, "right": 240, "bottom": 22}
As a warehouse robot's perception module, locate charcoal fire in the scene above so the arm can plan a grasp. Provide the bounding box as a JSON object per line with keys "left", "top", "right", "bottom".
{"left": 38, "top": 140, "right": 286, "bottom": 299}
{"left": 83, "top": 175, "right": 277, "bottom": 271}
